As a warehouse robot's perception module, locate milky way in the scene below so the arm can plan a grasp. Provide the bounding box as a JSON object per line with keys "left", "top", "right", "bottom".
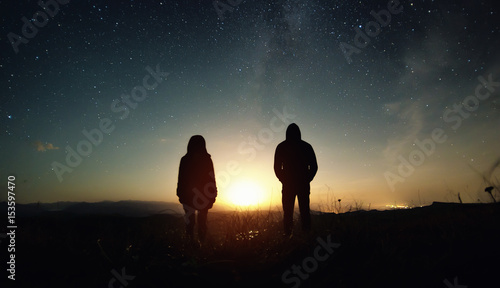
{"left": 1, "top": 0, "right": 499, "bottom": 208}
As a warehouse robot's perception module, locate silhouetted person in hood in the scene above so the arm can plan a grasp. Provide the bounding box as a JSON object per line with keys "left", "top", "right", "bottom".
{"left": 177, "top": 135, "right": 217, "bottom": 241}
{"left": 274, "top": 123, "right": 317, "bottom": 236}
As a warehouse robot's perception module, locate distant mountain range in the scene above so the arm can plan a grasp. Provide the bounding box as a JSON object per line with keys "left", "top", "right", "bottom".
{"left": 0, "top": 200, "right": 230, "bottom": 217}
{"left": 3, "top": 200, "right": 489, "bottom": 218}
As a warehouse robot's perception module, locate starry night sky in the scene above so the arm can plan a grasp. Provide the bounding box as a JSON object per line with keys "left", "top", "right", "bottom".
{"left": 1, "top": 0, "right": 499, "bottom": 209}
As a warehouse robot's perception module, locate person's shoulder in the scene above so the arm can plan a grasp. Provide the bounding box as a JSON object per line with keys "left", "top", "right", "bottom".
{"left": 276, "top": 140, "right": 287, "bottom": 149}
{"left": 202, "top": 153, "right": 213, "bottom": 163}
{"left": 301, "top": 140, "right": 315, "bottom": 149}
{"left": 300, "top": 139, "right": 311, "bottom": 146}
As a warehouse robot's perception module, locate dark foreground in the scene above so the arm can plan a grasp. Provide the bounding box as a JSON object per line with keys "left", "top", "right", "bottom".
{"left": 2, "top": 202, "right": 499, "bottom": 288}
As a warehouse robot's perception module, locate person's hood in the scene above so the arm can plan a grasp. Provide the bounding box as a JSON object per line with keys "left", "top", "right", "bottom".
{"left": 187, "top": 135, "right": 208, "bottom": 155}
{"left": 286, "top": 123, "right": 301, "bottom": 141}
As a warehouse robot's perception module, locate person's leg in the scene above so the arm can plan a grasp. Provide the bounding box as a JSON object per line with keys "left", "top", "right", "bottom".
{"left": 297, "top": 191, "right": 311, "bottom": 232}
{"left": 183, "top": 204, "right": 195, "bottom": 238}
{"left": 197, "top": 208, "right": 208, "bottom": 241}
{"left": 282, "top": 188, "right": 296, "bottom": 236}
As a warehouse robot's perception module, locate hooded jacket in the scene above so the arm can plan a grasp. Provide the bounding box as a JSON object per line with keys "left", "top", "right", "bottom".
{"left": 274, "top": 124, "right": 318, "bottom": 189}
{"left": 176, "top": 135, "right": 217, "bottom": 209}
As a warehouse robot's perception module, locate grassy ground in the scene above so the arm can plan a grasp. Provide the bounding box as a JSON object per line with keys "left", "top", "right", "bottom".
{"left": 4, "top": 202, "right": 500, "bottom": 288}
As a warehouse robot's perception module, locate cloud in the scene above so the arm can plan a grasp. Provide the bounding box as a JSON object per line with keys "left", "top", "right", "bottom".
{"left": 382, "top": 101, "right": 425, "bottom": 164}
{"left": 382, "top": 11, "right": 470, "bottom": 165}
{"left": 33, "top": 140, "right": 59, "bottom": 152}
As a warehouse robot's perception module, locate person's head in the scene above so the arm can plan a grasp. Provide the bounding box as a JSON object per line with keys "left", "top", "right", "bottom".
{"left": 286, "top": 123, "right": 301, "bottom": 141}
{"left": 187, "top": 135, "right": 208, "bottom": 155}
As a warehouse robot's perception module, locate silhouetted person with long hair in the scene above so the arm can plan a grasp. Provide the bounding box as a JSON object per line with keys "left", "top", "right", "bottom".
{"left": 274, "top": 123, "right": 318, "bottom": 236}
{"left": 177, "top": 135, "right": 217, "bottom": 241}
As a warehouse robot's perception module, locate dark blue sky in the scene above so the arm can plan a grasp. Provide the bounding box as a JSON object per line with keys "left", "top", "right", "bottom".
{"left": 1, "top": 0, "right": 499, "bottom": 209}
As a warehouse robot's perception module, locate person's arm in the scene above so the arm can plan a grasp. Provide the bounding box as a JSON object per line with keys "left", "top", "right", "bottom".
{"left": 308, "top": 145, "right": 318, "bottom": 182}
{"left": 274, "top": 145, "right": 284, "bottom": 182}
{"left": 207, "top": 159, "right": 217, "bottom": 201}
{"left": 176, "top": 158, "right": 186, "bottom": 202}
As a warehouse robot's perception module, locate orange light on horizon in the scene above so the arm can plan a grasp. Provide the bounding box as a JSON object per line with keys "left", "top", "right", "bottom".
{"left": 224, "top": 179, "right": 271, "bottom": 208}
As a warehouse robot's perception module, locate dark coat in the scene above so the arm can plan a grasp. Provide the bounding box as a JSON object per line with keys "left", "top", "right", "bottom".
{"left": 274, "top": 124, "right": 318, "bottom": 190}
{"left": 177, "top": 135, "right": 217, "bottom": 209}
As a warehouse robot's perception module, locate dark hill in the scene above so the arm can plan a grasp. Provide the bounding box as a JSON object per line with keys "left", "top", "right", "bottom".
{"left": 2, "top": 202, "right": 499, "bottom": 288}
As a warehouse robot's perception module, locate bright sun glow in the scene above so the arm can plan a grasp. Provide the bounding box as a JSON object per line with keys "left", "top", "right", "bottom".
{"left": 227, "top": 180, "right": 267, "bottom": 208}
